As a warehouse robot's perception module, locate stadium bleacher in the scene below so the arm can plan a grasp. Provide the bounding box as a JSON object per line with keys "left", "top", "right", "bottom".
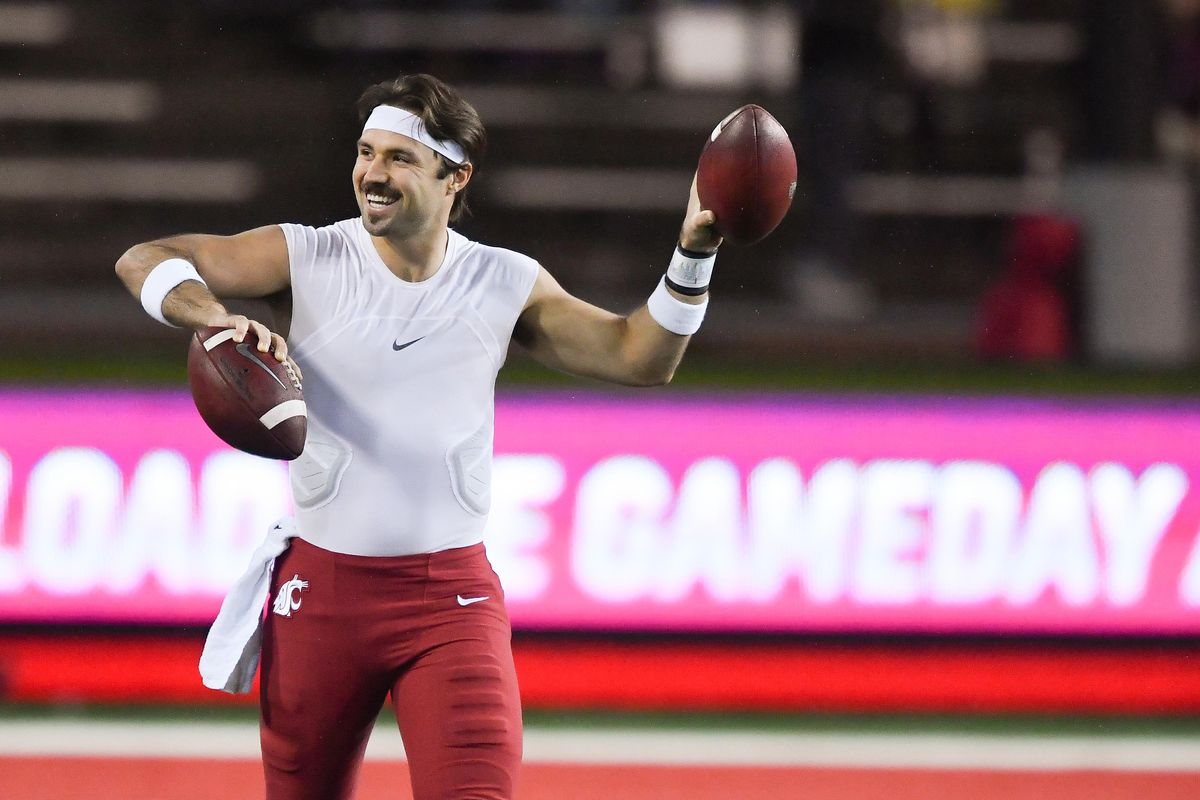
{"left": 0, "top": 0, "right": 1100, "bottom": 363}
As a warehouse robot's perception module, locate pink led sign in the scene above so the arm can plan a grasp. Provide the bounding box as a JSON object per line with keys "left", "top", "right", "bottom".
{"left": 1, "top": 390, "right": 1198, "bottom": 634}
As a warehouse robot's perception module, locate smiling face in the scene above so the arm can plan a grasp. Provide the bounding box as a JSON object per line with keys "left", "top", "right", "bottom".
{"left": 352, "top": 128, "right": 467, "bottom": 239}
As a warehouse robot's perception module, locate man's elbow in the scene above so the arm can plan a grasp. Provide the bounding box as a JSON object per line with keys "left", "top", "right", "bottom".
{"left": 649, "top": 372, "right": 675, "bottom": 387}
{"left": 625, "top": 364, "right": 676, "bottom": 387}
{"left": 115, "top": 248, "right": 141, "bottom": 287}
{"left": 115, "top": 242, "right": 157, "bottom": 283}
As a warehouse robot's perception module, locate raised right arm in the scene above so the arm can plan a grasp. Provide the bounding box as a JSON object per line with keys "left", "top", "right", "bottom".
{"left": 115, "top": 225, "right": 292, "bottom": 358}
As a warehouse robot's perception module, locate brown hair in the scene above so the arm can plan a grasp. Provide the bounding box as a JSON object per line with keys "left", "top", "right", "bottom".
{"left": 356, "top": 74, "right": 486, "bottom": 224}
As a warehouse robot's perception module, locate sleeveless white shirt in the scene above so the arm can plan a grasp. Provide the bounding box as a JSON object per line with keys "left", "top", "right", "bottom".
{"left": 279, "top": 218, "right": 539, "bottom": 556}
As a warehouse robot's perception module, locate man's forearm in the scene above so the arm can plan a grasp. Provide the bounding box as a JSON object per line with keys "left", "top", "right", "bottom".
{"left": 116, "top": 241, "right": 228, "bottom": 330}
{"left": 617, "top": 304, "right": 697, "bottom": 386}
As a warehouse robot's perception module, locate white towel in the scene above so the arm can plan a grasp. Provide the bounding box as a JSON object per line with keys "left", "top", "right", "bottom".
{"left": 199, "top": 517, "right": 297, "bottom": 693}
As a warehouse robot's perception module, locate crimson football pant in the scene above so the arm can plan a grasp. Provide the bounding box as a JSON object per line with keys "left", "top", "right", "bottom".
{"left": 258, "top": 537, "right": 522, "bottom": 800}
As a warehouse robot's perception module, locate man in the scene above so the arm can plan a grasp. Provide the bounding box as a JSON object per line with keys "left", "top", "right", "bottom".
{"left": 115, "top": 73, "right": 720, "bottom": 800}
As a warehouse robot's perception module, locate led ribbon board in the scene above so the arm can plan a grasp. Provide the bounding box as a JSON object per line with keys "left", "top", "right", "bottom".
{"left": 1, "top": 390, "right": 1198, "bottom": 633}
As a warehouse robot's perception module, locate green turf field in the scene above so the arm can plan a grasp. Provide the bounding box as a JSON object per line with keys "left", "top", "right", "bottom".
{"left": 3, "top": 352, "right": 1198, "bottom": 397}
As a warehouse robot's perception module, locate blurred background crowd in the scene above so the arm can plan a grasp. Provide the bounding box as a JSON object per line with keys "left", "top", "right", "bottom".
{"left": 2, "top": 0, "right": 1198, "bottom": 372}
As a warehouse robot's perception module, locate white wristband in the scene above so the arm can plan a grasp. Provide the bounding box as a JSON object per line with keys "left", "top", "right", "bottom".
{"left": 665, "top": 246, "right": 716, "bottom": 295}
{"left": 140, "top": 258, "right": 207, "bottom": 327}
{"left": 647, "top": 276, "right": 708, "bottom": 335}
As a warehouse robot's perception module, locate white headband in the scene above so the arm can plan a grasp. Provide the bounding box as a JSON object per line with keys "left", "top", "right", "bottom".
{"left": 362, "top": 105, "right": 467, "bottom": 165}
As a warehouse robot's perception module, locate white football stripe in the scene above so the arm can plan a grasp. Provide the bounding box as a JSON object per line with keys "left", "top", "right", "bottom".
{"left": 710, "top": 107, "right": 741, "bottom": 142}
{"left": 202, "top": 328, "right": 238, "bottom": 351}
{"left": 260, "top": 399, "right": 307, "bottom": 430}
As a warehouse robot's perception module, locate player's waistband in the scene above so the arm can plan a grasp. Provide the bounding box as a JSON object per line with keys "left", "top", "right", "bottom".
{"left": 288, "top": 535, "right": 488, "bottom": 575}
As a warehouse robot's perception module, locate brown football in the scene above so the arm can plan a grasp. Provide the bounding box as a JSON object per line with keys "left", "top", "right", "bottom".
{"left": 696, "top": 104, "right": 797, "bottom": 245}
{"left": 187, "top": 326, "right": 307, "bottom": 460}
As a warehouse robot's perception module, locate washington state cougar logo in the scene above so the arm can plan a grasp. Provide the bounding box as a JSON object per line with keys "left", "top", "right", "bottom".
{"left": 272, "top": 574, "right": 309, "bottom": 617}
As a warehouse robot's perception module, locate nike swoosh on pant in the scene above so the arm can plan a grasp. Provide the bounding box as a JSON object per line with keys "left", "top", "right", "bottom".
{"left": 456, "top": 595, "right": 489, "bottom": 606}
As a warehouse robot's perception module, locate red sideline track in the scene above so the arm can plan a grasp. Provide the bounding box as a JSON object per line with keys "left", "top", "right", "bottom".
{"left": 0, "top": 634, "right": 1197, "bottom": 714}
{"left": 3, "top": 757, "right": 1199, "bottom": 800}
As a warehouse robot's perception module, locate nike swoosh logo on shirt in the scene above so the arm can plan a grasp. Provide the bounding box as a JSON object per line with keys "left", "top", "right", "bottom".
{"left": 392, "top": 337, "right": 424, "bottom": 351}
{"left": 456, "top": 595, "right": 489, "bottom": 606}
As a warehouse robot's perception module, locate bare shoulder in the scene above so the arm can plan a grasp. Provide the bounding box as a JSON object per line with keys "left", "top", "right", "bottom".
{"left": 519, "top": 265, "right": 595, "bottom": 324}
{"left": 515, "top": 263, "right": 619, "bottom": 347}
{"left": 189, "top": 225, "right": 291, "bottom": 298}
{"left": 200, "top": 225, "right": 289, "bottom": 267}
{"left": 522, "top": 264, "right": 566, "bottom": 311}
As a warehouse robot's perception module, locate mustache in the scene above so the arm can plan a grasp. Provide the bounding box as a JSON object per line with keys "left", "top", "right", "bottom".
{"left": 361, "top": 182, "right": 399, "bottom": 196}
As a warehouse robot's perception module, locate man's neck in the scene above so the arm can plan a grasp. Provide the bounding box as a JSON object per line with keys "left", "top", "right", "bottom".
{"left": 371, "top": 226, "right": 449, "bottom": 283}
